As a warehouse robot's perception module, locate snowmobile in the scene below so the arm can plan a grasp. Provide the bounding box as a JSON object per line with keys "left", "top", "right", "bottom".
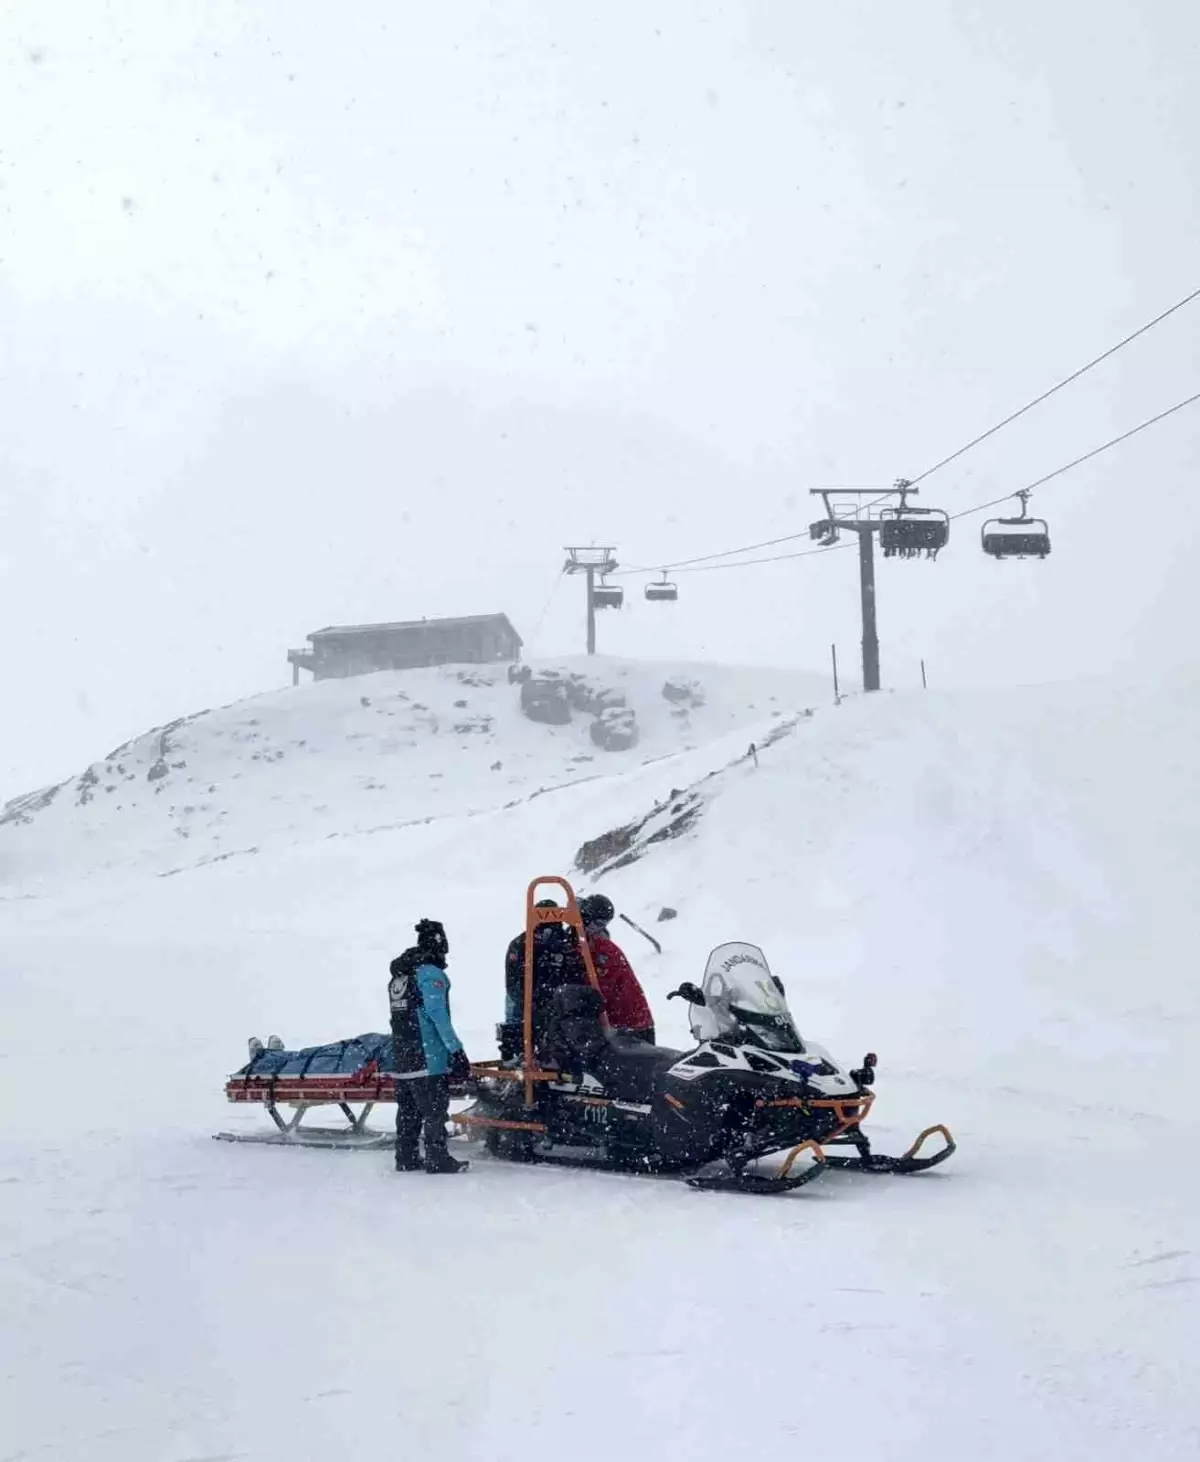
{"left": 453, "top": 877, "right": 955, "bottom": 1194}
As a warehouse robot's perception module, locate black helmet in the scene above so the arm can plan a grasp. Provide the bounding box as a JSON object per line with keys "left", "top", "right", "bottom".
{"left": 414, "top": 918, "right": 448, "bottom": 958}
{"left": 579, "top": 894, "right": 614, "bottom": 927}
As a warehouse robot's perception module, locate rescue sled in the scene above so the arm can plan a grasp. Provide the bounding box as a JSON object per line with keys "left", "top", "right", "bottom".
{"left": 216, "top": 1034, "right": 397, "bottom": 1149}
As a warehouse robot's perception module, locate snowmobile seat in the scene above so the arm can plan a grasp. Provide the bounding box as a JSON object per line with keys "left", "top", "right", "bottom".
{"left": 594, "top": 1034, "right": 685, "bottom": 1104}
{"left": 547, "top": 984, "right": 682, "bottom": 1101}
{"left": 545, "top": 983, "right": 609, "bottom": 1067}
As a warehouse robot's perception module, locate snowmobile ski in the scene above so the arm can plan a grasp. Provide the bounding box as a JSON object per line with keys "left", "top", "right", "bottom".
{"left": 687, "top": 1140, "right": 827, "bottom": 1195}
{"left": 820, "top": 1124, "right": 956, "bottom": 1174}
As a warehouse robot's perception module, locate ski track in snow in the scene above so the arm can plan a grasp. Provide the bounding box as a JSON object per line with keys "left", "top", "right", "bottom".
{"left": 1, "top": 662, "right": 1198, "bottom": 1460}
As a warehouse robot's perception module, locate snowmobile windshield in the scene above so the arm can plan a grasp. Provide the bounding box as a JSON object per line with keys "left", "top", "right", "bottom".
{"left": 693, "top": 942, "right": 805, "bottom": 1052}
{"left": 727, "top": 1003, "right": 805, "bottom": 1052}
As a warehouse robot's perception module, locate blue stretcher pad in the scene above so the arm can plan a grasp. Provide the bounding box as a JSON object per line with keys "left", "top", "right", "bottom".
{"left": 236, "top": 1033, "right": 395, "bottom": 1080}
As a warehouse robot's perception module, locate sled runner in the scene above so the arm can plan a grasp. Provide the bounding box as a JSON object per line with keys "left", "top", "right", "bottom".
{"left": 214, "top": 1104, "right": 393, "bottom": 1150}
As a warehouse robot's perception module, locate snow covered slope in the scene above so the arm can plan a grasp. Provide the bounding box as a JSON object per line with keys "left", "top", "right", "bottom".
{"left": 0, "top": 656, "right": 819, "bottom": 882}
{"left": 1, "top": 668, "right": 1198, "bottom": 1462}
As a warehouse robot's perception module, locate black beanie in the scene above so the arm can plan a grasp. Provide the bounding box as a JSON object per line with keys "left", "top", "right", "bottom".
{"left": 415, "top": 919, "right": 449, "bottom": 963}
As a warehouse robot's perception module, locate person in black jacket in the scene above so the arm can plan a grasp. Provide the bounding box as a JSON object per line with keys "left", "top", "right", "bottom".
{"left": 502, "top": 899, "right": 587, "bottom": 1060}
{"left": 389, "top": 919, "right": 471, "bottom": 1174}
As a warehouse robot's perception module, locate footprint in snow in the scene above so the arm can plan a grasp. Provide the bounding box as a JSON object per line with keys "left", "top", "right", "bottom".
{"left": 1125, "top": 1249, "right": 1190, "bottom": 1268}
{"left": 1125, "top": 1248, "right": 1195, "bottom": 1290}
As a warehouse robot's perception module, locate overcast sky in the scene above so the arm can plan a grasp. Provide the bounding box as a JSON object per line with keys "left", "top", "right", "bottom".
{"left": 2, "top": 0, "right": 1198, "bottom": 796}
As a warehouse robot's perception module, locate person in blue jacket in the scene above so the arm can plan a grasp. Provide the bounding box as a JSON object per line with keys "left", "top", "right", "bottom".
{"left": 388, "top": 919, "right": 472, "bottom": 1174}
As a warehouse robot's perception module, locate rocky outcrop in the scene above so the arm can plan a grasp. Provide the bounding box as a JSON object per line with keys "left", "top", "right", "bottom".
{"left": 575, "top": 790, "right": 702, "bottom": 875}
{"left": 517, "top": 669, "right": 635, "bottom": 744}
{"left": 519, "top": 672, "right": 572, "bottom": 726}
{"left": 662, "top": 676, "right": 705, "bottom": 709}
{"left": 589, "top": 706, "right": 639, "bottom": 751}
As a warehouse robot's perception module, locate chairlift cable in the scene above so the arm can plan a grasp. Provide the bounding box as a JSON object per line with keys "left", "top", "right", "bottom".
{"left": 526, "top": 567, "right": 567, "bottom": 649}
{"left": 611, "top": 285, "right": 1200, "bottom": 581}
{"left": 946, "top": 388, "right": 1200, "bottom": 521}
{"left": 612, "top": 489, "right": 889, "bottom": 577}
{"left": 610, "top": 530, "right": 810, "bottom": 576}
{"left": 907, "top": 283, "right": 1200, "bottom": 488}
{"left": 619, "top": 288, "right": 1199, "bottom": 579}
{"left": 656, "top": 390, "right": 1200, "bottom": 573}
{"left": 672, "top": 540, "right": 853, "bottom": 574}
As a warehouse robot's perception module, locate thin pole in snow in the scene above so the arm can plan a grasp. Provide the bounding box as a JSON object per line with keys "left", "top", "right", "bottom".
{"left": 920, "top": 658, "right": 928, "bottom": 689}
{"left": 831, "top": 643, "right": 840, "bottom": 703}
{"left": 618, "top": 912, "right": 663, "bottom": 955}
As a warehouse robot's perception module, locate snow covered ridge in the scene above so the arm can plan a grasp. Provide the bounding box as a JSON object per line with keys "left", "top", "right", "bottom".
{"left": 575, "top": 708, "right": 811, "bottom": 877}
{"left": 0, "top": 656, "right": 825, "bottom": 882}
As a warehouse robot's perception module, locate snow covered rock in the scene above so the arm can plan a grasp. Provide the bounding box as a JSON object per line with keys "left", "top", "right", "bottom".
{"left": 662, "top": 675, "right": 706, "bottom": 709}
{"left": 560, "top": 672, "right": 627, "bottom": 715}
{"left": 589, "top": 706, "right": 639, "bottom": 751}
{"left": 519, "top": 672, "right": 572, "bottom": 725}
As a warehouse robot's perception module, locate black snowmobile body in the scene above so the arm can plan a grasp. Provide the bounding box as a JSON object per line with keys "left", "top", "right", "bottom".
{"left": 457, "top": 939, "right": 954, "bottom": 1195}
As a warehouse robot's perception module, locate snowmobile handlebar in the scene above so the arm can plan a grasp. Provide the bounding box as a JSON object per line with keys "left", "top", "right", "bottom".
{"left": 667, "top": 982, "right": 706, "bottom": 1006}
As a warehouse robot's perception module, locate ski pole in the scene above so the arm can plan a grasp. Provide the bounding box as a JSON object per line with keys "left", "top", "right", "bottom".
{"left": 619, "top": 912, "right": 663, "bottom": 955}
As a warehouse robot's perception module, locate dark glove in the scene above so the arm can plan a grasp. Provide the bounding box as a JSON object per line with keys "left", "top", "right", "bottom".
{"left": 668, "top": 981, "right": 706, "bottom": 1006}
{"left": 448, "top": 1049, "right": 472, "bottom": 1081}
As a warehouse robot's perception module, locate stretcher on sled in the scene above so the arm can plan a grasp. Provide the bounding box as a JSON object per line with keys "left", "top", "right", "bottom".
{"left": 217, "top": 1034, "right": 402, "bottom": 1149}
{"left": 215, "top": 1033, "right": 500, "bottom": 1149}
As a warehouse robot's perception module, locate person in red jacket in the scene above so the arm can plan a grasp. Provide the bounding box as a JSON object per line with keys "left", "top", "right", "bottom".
{"left": 578, "top": 894, "right": 655, "bottom": 1044}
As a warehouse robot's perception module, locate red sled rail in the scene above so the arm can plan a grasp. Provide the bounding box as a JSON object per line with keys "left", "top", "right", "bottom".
{"left": 224, "top": 1071, "right": 395, "bottom": 1106}
{"left": 218, "top": 1060, "right": 512, "bottom": 1148}
{"left": 218, "top": 1063, "right": 399, "bottom": 1148}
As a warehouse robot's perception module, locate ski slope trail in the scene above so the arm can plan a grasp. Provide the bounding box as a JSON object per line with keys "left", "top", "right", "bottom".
{"left": 1, "top": 668, "right": 1197, "bottom": 1461}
